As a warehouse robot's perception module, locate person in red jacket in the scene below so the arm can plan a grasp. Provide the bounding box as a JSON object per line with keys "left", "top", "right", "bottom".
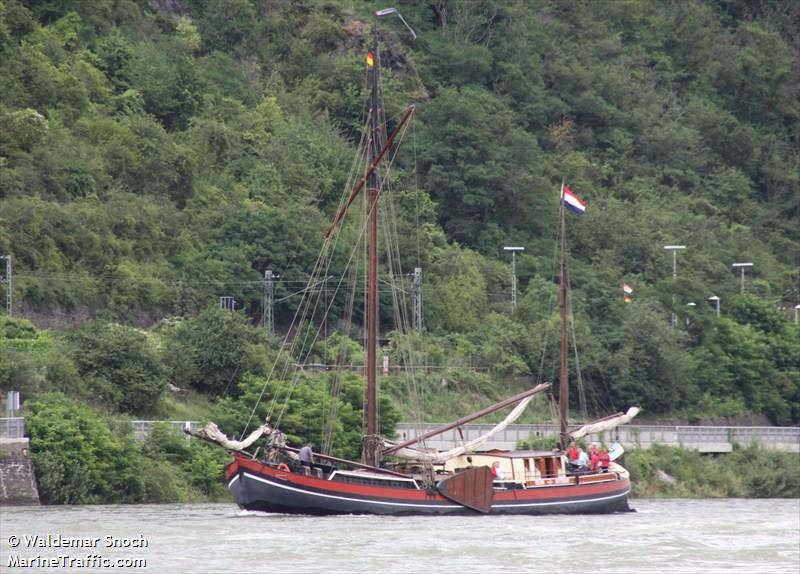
{"left": 567, "top": 443, "right": 579, "bottom": 462}
{"left": 589, "top": 450, "right": 600, "bottom": 472}
{"left": 566, "top": 442, "right": 580, "bottom": 473}
{"left": 491, "top": 461, "right": 504, "bottom": 479}
{"left": 599, "top": 447, "right": 611, "bottom": 472}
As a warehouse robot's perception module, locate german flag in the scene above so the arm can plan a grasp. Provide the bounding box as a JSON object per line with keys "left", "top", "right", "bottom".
{"left": 366, "top": 51, "right": 375, "bottom": 67}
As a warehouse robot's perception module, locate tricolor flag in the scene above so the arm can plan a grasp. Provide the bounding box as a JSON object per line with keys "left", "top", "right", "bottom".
{"left": 623, "top": 282, "right": 633, "bottom": 303}
{"left": 366, "top": 51, "right": 375, "bottom": 67}
{"left": 561, "top": 184, "right": 587, "bottom": 216}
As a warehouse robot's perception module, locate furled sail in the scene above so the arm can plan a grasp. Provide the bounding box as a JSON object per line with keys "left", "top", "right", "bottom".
{"left": 190, "top": 421, "right": 272, "bottom": 451}
{"left": 568, "top": 407, "right": 641, "bottom": 440}
{"left": 383, "top": 396, "right": 535, "bottom": 463}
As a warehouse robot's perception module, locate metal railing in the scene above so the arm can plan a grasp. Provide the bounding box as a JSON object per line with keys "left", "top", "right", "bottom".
{"left": 395, "top": 423, "right": 800, "bottom": 453}
{"left": 5, "top": 415, "right": 798, "bottom": 452}
{"left": 129, "top": 420, "right": 201, "bottom": 440}
{"left": 0, "top": 417, "right": 25, "bottom": 439}
{"left": 0, "top": 417, "right": 202, "bottom": 441}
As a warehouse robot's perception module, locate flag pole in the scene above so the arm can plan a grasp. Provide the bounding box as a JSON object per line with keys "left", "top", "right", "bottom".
{"left": 558, "top": 178, "right": 569, "bottom": 448}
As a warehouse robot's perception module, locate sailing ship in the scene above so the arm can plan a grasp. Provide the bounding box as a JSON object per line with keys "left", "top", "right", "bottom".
{"left": 192, "top": 9, "right": 638, "bottom": 516}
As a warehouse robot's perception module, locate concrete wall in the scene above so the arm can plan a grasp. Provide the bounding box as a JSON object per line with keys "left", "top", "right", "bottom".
{"left": 0, "top": 438, "right": 41, "bottom": 506}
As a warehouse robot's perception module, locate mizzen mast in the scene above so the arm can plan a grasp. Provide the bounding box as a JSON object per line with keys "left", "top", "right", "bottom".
{"left": 558, "top": 181, "right": 569, "bottom": 448}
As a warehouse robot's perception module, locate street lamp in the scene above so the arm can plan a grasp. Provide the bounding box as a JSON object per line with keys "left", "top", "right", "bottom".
{"left": 664, "top": 245, "right": 686, "bottom": 328}
{"left": 708, "top": 295, "right": 720, "bottom": 317}
{"left": 732, "top": 262, "right": 754, "bottom": 294}
{"left": 503, "top": 246, "right": 524, "bottom": 311}
{"left": 794, "top": 304, "right": 800, "bottom": 324}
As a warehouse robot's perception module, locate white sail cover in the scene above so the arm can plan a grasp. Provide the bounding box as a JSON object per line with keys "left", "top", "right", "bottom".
{"left": 193, "top": 421, "right": 272, "bottom": 451}
{"left": 569, "top": 407, "right": 640, "bottom": 440}
{"left": 382, "top": 396, "right": 535, "bottom": 463}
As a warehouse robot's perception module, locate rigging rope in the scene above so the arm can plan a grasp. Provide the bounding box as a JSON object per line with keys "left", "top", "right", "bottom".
{"left": 241, "top": 100, "right": 418, "bottom": 459}
{"left": 240, "top": 115, "right": 371, "bottom": 438}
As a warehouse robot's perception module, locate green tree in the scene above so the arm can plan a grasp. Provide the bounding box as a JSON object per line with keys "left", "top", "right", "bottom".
{"left": 68, "top": 321, "right": 166, "bottom": 413}
{"left": 214, "top": 370, "right": 398, "bottom": 462}
{"left": 417, "top": 86, "right": 543, "bottom": 250}
{"left": 160, "top": 306, "right": 263, "bottom": 397}
{"left": 607, "top": 301, "right": 691, "bottom": 414}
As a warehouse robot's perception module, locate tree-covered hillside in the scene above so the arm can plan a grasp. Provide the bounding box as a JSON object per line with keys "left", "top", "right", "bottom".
{"left": 1, "top": 0, "right": 798, "bottom": 435}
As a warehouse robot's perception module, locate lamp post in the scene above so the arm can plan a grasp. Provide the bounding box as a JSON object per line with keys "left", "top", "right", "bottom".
{"left": 503, "top": 246, "right": 524, "bottom": 311}
{"left": 708, "top": 295, "right": 720, "bottom": 317}
{"left": 732, "top": 262, "right": 754, "bottom": 294}
{"left": 794, "top": 304, "right": 800, "bottom": 325}
{"left": 664, "top": 245, "right": 686, "bottom": 328}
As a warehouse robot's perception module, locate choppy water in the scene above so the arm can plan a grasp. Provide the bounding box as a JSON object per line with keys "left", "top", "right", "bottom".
{"left": 1, "top": 499, "right": 798, "bottom": 573}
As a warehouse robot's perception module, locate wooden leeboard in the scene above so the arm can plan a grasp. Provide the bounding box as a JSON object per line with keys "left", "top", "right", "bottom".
{"left": 437, "top": 466, "right": 494, "bottom": 513}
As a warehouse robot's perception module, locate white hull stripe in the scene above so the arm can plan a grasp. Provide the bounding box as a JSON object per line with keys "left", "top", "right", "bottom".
{"left": 492, "top": 486, "right": 630, "bottom": 508}
{"left": 243, "top": 472, "right": 460, "bottom": 509}
{"left": 240, "top": 472, "right": 628, "bottom": 510}
{"left": 228, "top": 474, "right": 240, "bottom": 488}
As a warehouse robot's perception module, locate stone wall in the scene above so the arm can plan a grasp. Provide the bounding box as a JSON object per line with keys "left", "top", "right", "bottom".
{"left": 0, "top": 438, "right": 40, "bottom": 506}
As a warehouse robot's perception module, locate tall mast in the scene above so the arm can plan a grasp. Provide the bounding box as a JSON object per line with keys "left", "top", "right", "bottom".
{"left": 558, "top": 181, "right": 569, "bottom": 447}
{"left": 363, "top": 22, "right": 381, "bottom": 467}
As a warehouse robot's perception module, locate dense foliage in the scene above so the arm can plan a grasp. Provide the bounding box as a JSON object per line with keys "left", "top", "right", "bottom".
{"left": 626, "top": 443, "right": 800, "bottom": 498}
{"left": 1, "top": 0, "right": 799, "bottom": 487}
{"left": 68, "top": 320, "right": 166, "bottom": 413}
{"left": 25, "top": 393, "right": 231, "bottom": 504}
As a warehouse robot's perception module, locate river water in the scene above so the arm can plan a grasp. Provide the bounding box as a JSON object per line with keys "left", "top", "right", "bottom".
{"left": 1, "top": 499, "right": 798, "bottom": 573}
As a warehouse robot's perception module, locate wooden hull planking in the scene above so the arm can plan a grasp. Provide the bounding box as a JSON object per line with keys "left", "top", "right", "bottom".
{"left": 226, "top": 456, "right": 631, "bottom": 516}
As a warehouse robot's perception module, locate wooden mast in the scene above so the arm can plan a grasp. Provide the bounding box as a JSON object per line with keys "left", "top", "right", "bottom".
{"left": 363, "top": 23, "right": 381, "bottom": 467}
{"left": 559, "top": 181, "right": 569, "bottom": 448}
{"left": 320, "top": 19, "right": 415, "bottom": 466}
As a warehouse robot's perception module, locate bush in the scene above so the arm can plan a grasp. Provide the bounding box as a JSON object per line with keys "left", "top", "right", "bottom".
{"left": 26, "top": 393, "right": 145, "bottom": 504}
{"left": 159, "top": 307, "right": 261, "bottom": 397}
{"left": 626, "top": 443, "right": 800, "bottom": 498}
{"left": 67, "top": 321, "right": 166, "bottom": 414}
{"left": 185, "top": 442, "right": 229, "bottom": 498}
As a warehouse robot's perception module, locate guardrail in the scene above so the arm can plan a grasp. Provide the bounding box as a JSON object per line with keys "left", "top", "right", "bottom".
{"left": 4, "top": 416, "right": 798, "bottom": 452}
{"left": 129, "top": 421, "right": 201, "bottom": 440}
{"left": 0, "top": 418, "right": 202, "bottom": 441}
{"left": 395, "top": 423, "right": 800, "bottom": 453}
{"left": 0, "top": 417, "right": 25, "bottom": 439}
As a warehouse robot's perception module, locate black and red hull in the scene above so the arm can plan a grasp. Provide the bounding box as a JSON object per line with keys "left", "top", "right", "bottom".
{"left": 225, "top": 455, "right": 631, "bottom": 516}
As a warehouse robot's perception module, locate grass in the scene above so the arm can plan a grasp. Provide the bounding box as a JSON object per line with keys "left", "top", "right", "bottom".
{"left": 149, "top": 390, "right": 218, "bottom": 422}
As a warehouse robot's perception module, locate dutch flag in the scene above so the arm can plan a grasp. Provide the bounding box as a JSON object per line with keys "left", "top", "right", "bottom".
{"left": 561, "top": 184, "right": 587, "bottom": 216}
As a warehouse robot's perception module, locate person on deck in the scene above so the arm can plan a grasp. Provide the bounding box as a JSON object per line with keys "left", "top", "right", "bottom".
{"left": 589, "top": 442, "right": 600, "bottom": 459}
{"left": 299, "top": 443, "right": 314, "bottom": 467}
{"left": 491, "top": 461, "right": 504, "bottom": 480}
{"left": 599, "top": 447, "right": 610, "bottom": 472}
{"left": 566, "top": 442, "right": 580, "bottom": 473}
{"left": 589, "top": 450, "right": 600, "bottom": 472}
{"left": 577, "top": 448, "right": 589, "bottom": 471}
{"left": 567, "top": 443, "right": 579, "bottom": 463}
